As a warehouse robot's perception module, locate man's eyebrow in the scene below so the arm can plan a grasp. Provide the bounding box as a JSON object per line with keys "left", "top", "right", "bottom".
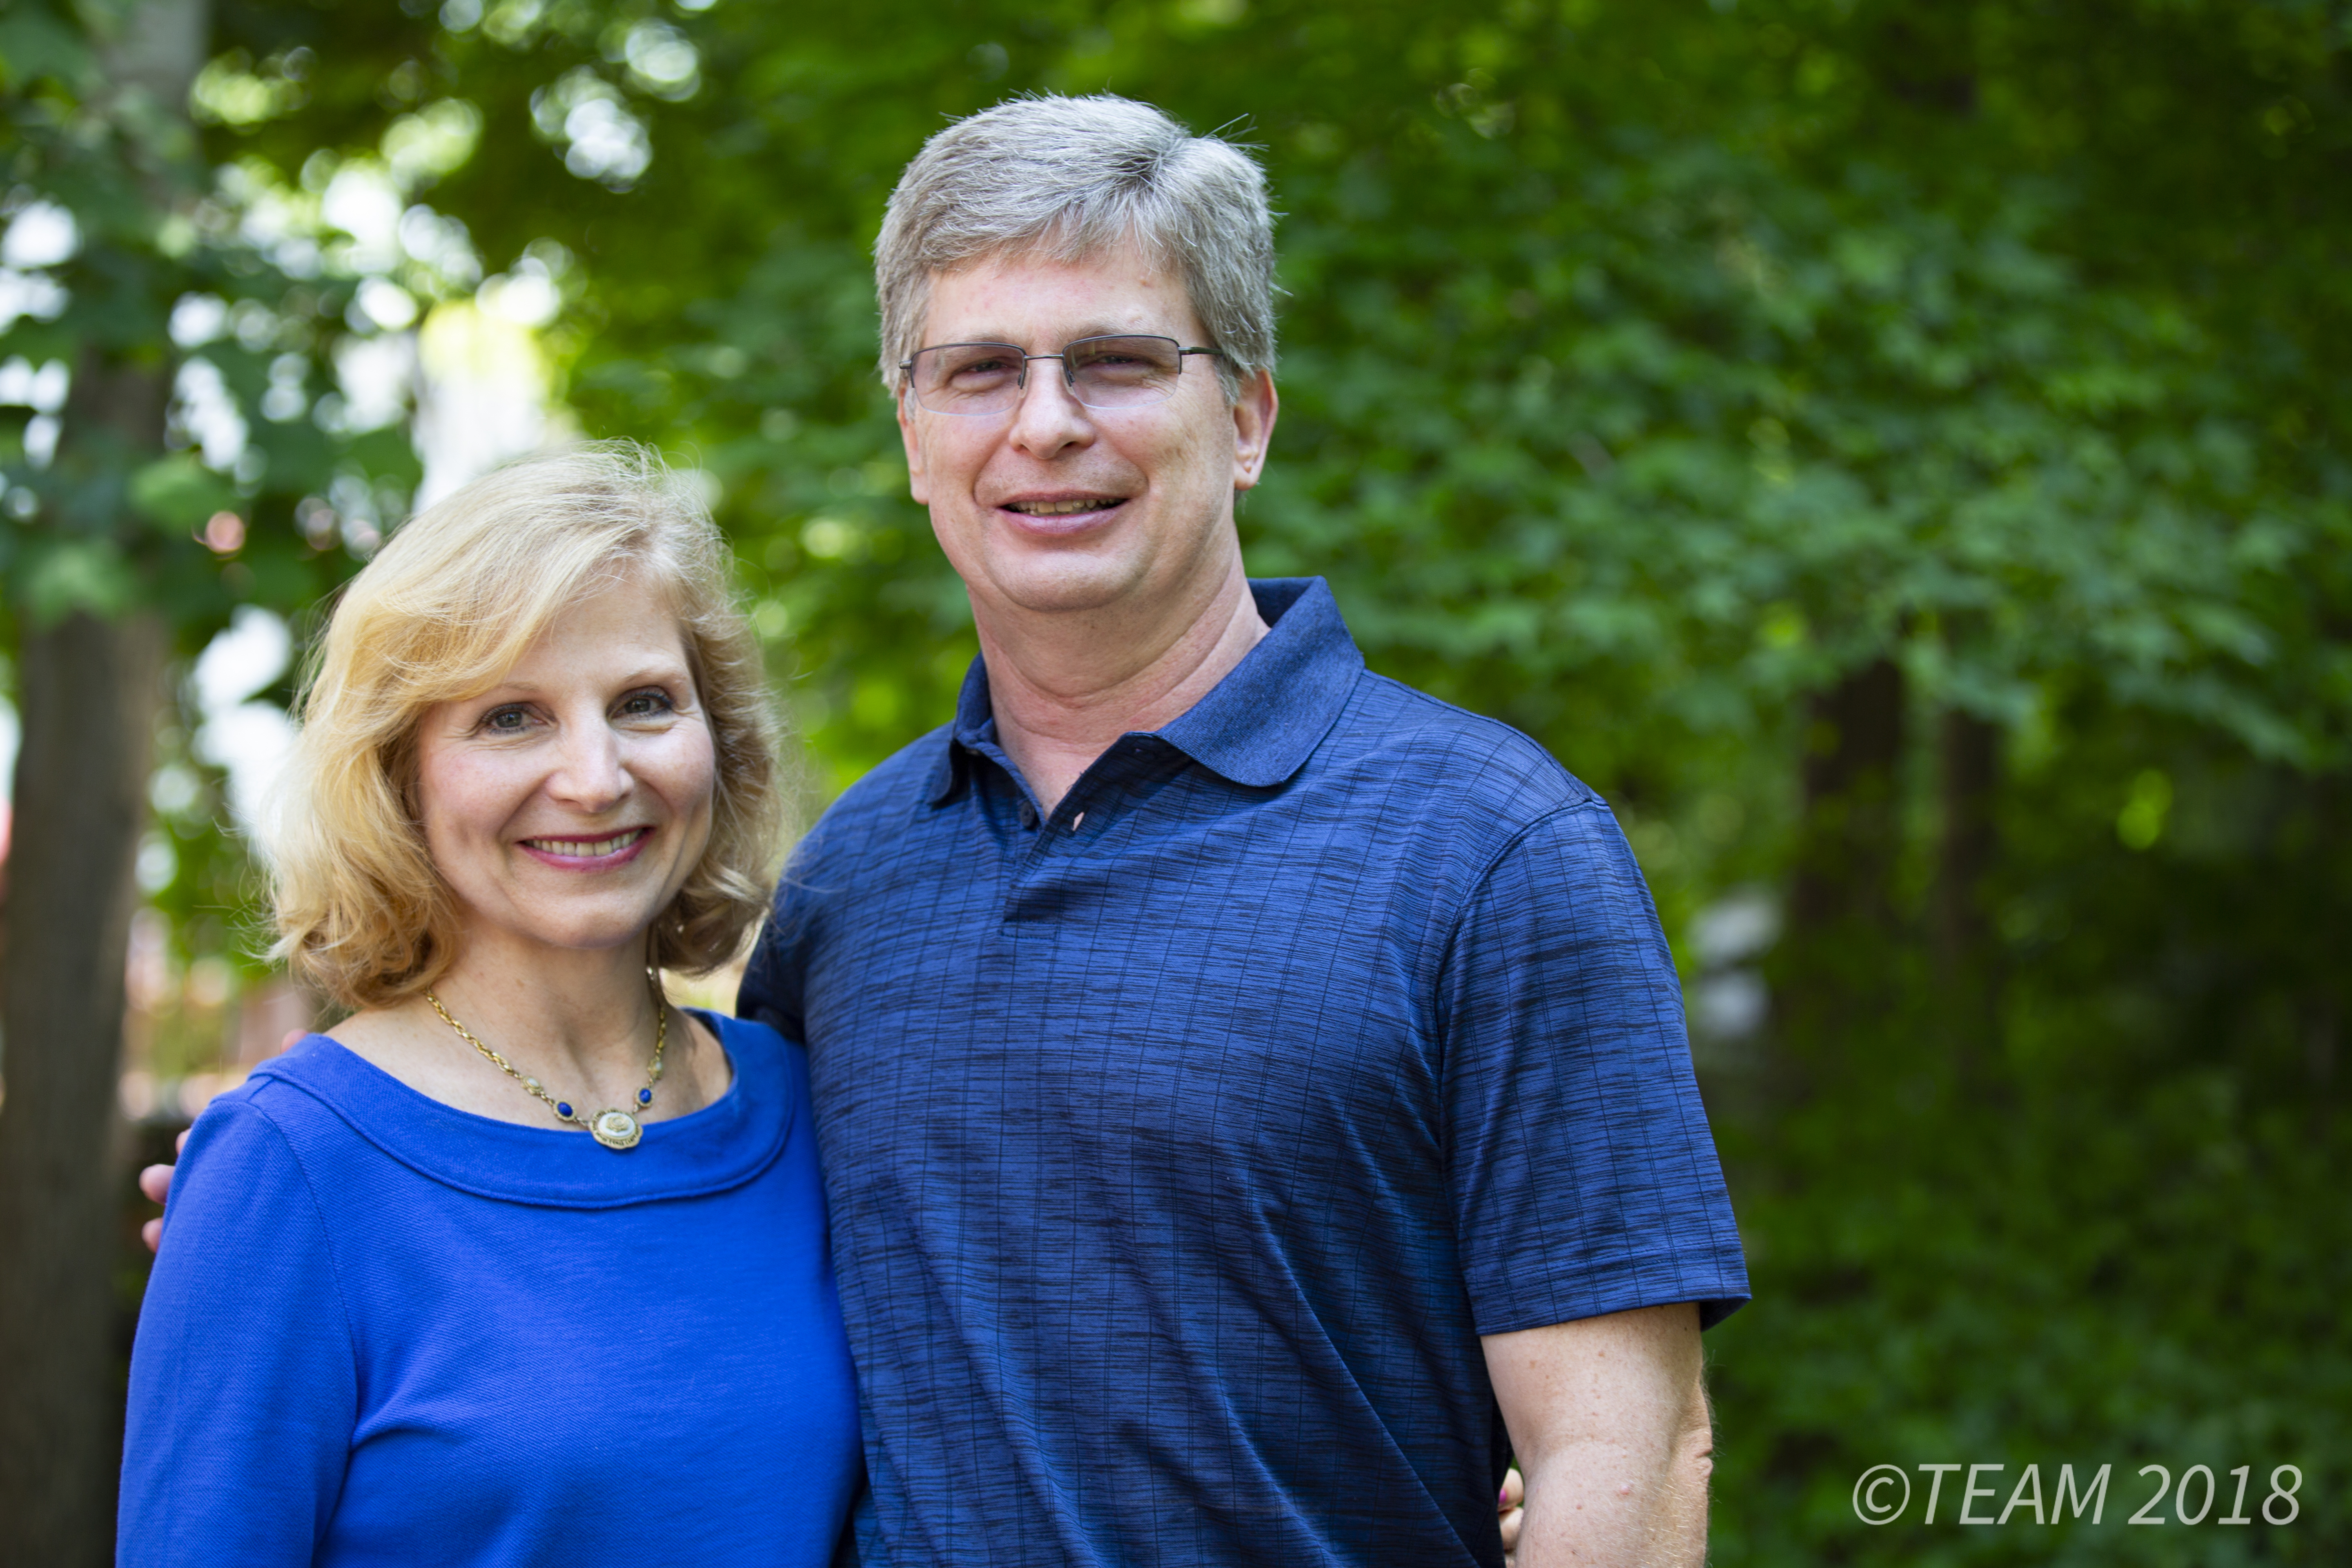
{"left": 935, "top": 324, "right": 1173, "bottom": 347}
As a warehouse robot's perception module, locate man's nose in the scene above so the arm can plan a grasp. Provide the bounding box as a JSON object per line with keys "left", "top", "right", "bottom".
{"left": 1007, "top": 359, "right": 1095, "bottom": 456}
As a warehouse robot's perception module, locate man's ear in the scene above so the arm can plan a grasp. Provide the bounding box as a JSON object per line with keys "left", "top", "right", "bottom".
{"left": 896, "top": 386, "right": 931, "bottom": 505}
{"left": 1231, "top": 368, "right": 1278, "bottom": 493}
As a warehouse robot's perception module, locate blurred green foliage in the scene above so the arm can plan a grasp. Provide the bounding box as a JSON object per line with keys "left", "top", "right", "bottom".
{"left": 0, "top": 0, "right": 421, "bottom": 628}
{"left": 9, "top": 0, "right": 2348, "bottom": 1558}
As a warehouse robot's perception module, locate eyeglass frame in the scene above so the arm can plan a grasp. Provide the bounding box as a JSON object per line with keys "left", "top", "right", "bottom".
{"left": 897, "top": 334, "right": 1227, "bottom": 417}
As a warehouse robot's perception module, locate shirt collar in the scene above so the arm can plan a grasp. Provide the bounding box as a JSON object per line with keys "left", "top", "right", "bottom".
{"left": 925, "top": 577, "right": 1365, "bottom": 805}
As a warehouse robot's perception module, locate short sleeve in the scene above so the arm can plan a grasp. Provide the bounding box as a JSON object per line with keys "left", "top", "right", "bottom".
{"left": 119, "top": 1094, "right": 359, "bottom": 1566}
{"left": 1440, "top": 800, "right": 1749, "bottom": 1334}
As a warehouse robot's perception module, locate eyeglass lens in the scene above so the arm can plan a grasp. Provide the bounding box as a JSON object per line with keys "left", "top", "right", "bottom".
{"left": 908, "top": 336, "right": 1192, "bottom": 415}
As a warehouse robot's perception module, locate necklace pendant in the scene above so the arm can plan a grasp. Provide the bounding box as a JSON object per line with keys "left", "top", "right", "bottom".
{"left": 590, "top": 1108, "right": 644, "bottom": 1150}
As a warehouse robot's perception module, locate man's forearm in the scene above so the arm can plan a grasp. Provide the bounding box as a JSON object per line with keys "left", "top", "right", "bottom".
{"left": 1484, "top": 1304, "right": 1712, "bottom": 1568}
{"left": 1515, "top": 1417, "right": 1709, "bottom": 1568}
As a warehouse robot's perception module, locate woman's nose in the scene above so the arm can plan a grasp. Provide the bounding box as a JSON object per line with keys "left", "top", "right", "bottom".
{"left": 548, "top": 722, "right": 629, "bottom": 808}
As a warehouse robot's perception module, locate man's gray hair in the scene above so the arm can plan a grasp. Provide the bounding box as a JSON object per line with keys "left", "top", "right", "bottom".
{"left": 874, "top": 94, "right": 1276, "bottom": 398}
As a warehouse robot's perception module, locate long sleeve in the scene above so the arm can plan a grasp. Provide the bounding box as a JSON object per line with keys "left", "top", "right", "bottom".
{"left": 120, "top": 1094, "right": 359, "bottom": 1567}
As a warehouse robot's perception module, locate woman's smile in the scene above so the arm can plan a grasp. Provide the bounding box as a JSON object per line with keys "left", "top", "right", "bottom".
{"left": 517, "top": 827, "right": 655, "bottom": 867}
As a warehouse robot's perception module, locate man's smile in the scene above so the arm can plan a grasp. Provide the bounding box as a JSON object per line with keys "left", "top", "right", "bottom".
{"left": 999, "top": 494, "right": 1128, "bottom": 518}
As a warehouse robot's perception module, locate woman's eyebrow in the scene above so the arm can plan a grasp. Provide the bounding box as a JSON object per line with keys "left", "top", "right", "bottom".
{"left": 615, "top": 661, "right": 695, "bottom": 688}
{"left": 467, "top": 656, "right": 691, "bottom": 701}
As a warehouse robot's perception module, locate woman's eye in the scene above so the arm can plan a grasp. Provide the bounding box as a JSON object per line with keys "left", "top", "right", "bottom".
{"left": 482, "top": 707, "right": 530, "bottom": 733}
{"left": 618, "top": 690, "right": 675, "bottom": 719}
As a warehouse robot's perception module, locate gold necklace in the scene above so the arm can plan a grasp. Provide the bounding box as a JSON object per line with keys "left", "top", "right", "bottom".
{"left": 425, "top": 969, "right": 670, "bottom": 1151}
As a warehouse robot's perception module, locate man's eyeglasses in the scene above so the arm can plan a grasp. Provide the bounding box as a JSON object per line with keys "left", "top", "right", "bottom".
{"left": 900, "top": 334, "right": 1225, "bottom": 417}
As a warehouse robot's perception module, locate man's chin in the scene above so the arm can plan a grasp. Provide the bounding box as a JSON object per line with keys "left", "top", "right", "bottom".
{"left": 980, "top": 554, "right": 1156, "bottom": 618}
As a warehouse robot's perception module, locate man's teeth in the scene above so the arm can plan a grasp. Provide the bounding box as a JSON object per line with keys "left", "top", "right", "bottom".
{"left": 525, "top": 831, "right": 642, "bottom": 857}
{"left": 1010, "top": 498, "right": 1118, "bottom": 516}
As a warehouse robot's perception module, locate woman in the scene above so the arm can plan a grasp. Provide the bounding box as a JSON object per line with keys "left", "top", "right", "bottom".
{"left": 119, "top": 445, "right": 862, "bottom": 1566}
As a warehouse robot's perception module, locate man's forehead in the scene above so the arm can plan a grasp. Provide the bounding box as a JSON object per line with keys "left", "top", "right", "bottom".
{"left": 921, "top": 243, "right": 1203, "bottom": 341}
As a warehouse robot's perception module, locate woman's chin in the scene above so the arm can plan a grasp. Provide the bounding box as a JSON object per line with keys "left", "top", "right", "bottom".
{"left": 461, "top": 903, "right": 678, "bottom": 963}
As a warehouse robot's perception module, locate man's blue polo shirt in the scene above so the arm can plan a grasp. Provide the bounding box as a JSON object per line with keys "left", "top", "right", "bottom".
{"left": 739, "top": 578, "right": 1747, "bottom": 1568}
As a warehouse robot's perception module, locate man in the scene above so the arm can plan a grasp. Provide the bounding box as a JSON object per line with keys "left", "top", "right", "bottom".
{"left": 740, "top": 95, "right": 1747, "bottom": 1566}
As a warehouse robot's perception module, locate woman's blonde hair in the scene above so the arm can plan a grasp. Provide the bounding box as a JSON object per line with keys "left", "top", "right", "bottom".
{"left": 269, "top": 443, "right": 784, "bottom": 1011}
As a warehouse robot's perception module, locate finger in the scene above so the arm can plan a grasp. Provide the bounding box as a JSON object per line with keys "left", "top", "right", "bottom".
{"left": 1499, "top": 1506, "right": 1522, "bottom": 1555}
{"left": 176, "top": 1127, "right": 191, "bottom": 1155}
{"left": 1499, "top": 1465, "right": 1523, "bottom": 1510}
{"left": 138, "top": 1163, "right": 173, "bottom": 1205}
{"left": 141, "top": 1216, "right": 163, "bottom": 1253}
{"left": 281, "top": 1028, "right": 303, "bottom": 1054}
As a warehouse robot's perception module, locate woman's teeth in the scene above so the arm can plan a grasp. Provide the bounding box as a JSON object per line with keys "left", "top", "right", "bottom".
{"left": 524, "top": 831, "right": 643, "bottom": 857}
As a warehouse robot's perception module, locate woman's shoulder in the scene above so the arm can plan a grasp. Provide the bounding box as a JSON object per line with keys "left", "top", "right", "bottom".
{"left": 234, "top": 1031, "right": 391, "bottom": 1116}
{"left": 694, "top": 1011, "right": 811, "bottom": 1094}
{"left": 180, "top": 1032, "right": 528, "bottom": 1209}
{"left": 694, "top": 1009, "right": 798, "bottom": 1054}
{"left": 176, "top": 1038, "right": 388, "bottom": 1181}
{"left": 161, "top": 1043, "right": 381, "bottom": 1237}
{"left": 192, "top": 1035, "right": 354, "bottom": 1128}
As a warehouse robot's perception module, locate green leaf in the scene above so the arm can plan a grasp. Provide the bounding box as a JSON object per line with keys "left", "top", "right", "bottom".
{"left": 0, "top": 4, "right": 94, "bottom": 94}
{"left": 16, "top": 537, "right": 134, "bottom": 623}
{"left": 128, "top": 453, "right": 239, "bottom": 533}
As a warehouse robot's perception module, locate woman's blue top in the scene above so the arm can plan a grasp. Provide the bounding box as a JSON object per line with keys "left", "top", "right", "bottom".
{"left": 119, "top": 1012, "right": 862, "bottom": 1567}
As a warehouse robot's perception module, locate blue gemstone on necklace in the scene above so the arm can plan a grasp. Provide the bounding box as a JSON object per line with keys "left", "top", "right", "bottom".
{"left": 637, "top": 1088, "right": 652, "bottom": 1105}
{"left": 556, "top": 1102, "right": 574, "bottom": 1118}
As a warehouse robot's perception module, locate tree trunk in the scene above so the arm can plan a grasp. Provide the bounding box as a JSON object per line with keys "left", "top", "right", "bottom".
{"left": 1932, "top": 710, "right": 2002, "bottom": 1079}
{"left": 1776, "top": 658, "right": 1909, "bottom": 1075}
{"left": 0, "top": 606, "right": 163, "bottom": 1567}
{"left": 2307, "top": 771, "right": 2342, "bottom": 1134}
{"left": 0, "top": 0, "right": 198, "bottom": 1510}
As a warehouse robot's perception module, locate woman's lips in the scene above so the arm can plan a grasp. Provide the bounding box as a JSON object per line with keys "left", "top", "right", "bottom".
{"left": 516, "top": 827, "right": 652, "bottom": 870}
